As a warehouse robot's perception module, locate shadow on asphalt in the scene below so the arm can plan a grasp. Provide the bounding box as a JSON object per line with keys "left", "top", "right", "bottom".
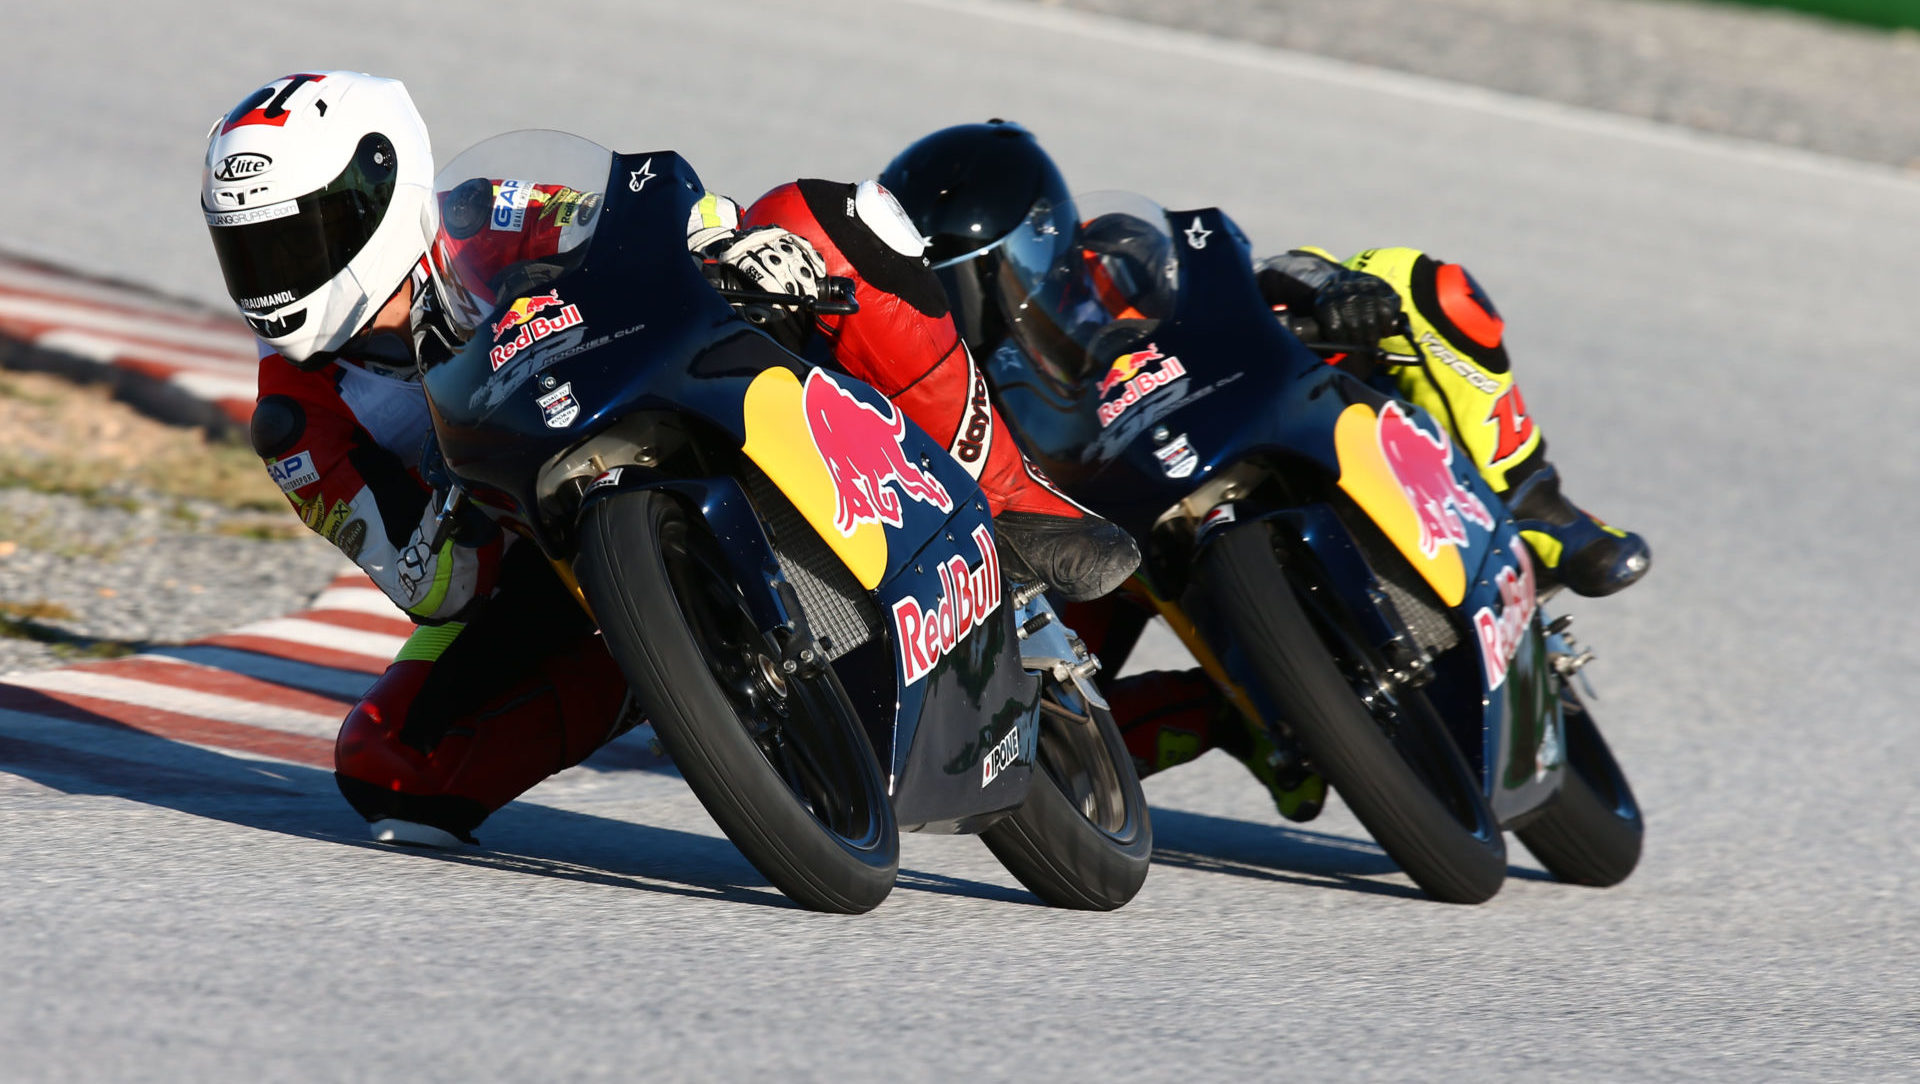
{"left": 1150, "top": 807, "right": 1550, "bottom": 900}
{"left": 0, "top": 691, "right": 1032, "bottom": 909}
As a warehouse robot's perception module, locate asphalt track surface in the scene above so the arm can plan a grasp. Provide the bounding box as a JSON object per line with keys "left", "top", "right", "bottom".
{"left": 3, "top": 0, "right": 1916, "bottom": 1078}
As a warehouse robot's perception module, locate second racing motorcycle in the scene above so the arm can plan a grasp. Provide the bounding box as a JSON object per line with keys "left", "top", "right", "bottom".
{"left": 959, "top": 192, "right": 1643, "bottom": 903}
{"left": 416, "top": 131, "right": 1149, "bottom": 913}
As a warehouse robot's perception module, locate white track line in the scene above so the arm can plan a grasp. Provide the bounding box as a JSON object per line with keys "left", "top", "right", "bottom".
{"left": 223, "top": 618, "right": 408, "bottom": 661}
{"left": 34, "top": 329, "right": 256, "bottom": 373}
{"left": 0, "top": 295, "right": 255, "bottom": 354}
{"left": 168, "top": 371, "right": 257, "bottom": 402}
{"left": 306, "top": 587, "right": 404, "bottom": 618}
{"left": 0, "top": 264, "right": 239, "bottom": 324}
{"left": 3, "top": 669, "right": 343, "bottom": 738}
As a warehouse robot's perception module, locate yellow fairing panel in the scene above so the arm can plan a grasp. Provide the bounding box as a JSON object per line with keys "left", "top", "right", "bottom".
{"left": 1332, "top": 402, "right": 1466, "bottom": 607}
{"left": 740, "top": 366, "right": 888, "bottom": 589}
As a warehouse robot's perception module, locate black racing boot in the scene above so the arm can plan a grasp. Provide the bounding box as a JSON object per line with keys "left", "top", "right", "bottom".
{"left": 1507, "top": 464, "right": 1651, "bottom": 597}
{"left": 993, "top": 508, "right": 1141, "bottom": 603}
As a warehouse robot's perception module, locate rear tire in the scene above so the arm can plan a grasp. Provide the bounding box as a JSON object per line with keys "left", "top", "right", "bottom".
{"left": 576, "top": 489, "right": 898, "bottom": 913}
{"left": 981, "top": 681, "right": 1152, "bottom": 910}
{"left": 1515, "top": 684, "right": 1643, "bottom": 886}
{"left": 1203, "top": 523, "right": 1507, "bottom": 904}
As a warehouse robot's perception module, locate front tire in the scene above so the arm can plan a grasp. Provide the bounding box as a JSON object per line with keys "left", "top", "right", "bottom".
{"left": 576, "top": 489, "right": 898, "bottom": 913}
{"left": 1515, "top": 682, "right": 1643, "bottom": 886}
{"left": 980, "top": 680, "right": 1152, "bottom": 910}
{"left": 1202, "top": 523, "right": 1507, "bottom": 904}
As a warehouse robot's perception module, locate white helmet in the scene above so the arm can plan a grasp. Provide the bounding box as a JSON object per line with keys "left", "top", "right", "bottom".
{"left": 202, "top": 71, "right": 433, "bottom": 368}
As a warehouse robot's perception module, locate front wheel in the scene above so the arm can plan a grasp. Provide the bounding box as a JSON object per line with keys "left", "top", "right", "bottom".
{"left": 980, "top": 679, "right": 1152, "bottom": 910}
{"left": 576, "top": 489, "right": 898, "bottom": 913}
{"left": 1514, "top": 681, "right": 1643, "bottom": 886}
{"left": 1202, "top": 523, "right": 1507, "bottom": 904}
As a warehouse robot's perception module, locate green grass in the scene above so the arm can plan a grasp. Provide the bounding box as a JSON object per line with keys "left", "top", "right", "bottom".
{"left": 1703, "top": 0, "right": 1920, "bottom": 31}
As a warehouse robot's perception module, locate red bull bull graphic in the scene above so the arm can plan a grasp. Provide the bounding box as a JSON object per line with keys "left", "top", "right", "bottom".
{"left": 803, "top": 368, "right": 953, "bottom": 536}
{"left": 488, "top": 291, "right": 581, "bottom": 370}
{"left": 890, "top": 524, "right": 1002, "bottom": 686}
{"left": 1376, "top": 401, "right": 1494, "bottom": 558}
{"left": 1472, "top": 542, "right": 1537, "bottom": 691}
{"left": 1096, "top": 343, "right": 1188, "bottom": 428}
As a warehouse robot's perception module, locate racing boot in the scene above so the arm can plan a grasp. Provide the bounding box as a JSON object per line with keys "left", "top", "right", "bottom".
{"left": 1109, "top": 669, "right": 1326, "bottom": 822}
{"left": 741, "top": 179, "right": 1139, "bottom": 602}
{"left": 1505, "top": 463, "right": 1651, "bottom": 597}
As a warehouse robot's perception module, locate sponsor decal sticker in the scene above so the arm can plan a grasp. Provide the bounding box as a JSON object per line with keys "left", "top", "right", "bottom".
{"left": 1198, "top": 502, "right": 1237, "bottom": 542}
{"left": 536, "top": 381, "right": 579, "bottom": 428}
{"left": 213, "top": 153, "right": 272, "bottom": 182}
{"left": 205, "top": 200, "right": 299, "bottom": 228}
{"left": 891, "top": 524, "right": 1002, "bottom": 686}
{"left": 1096, "top": 343, "right": 1187, "bottom": 428}
{"left": 949, "top": 352, "right": 992, "bottom": 475}
{"left": 629, "top": 158, "right": 655, "bottom": 192}
{"left": 267, "top": 450, "right": 320, "bottom": 493}
{"left": 1376, "top": 402, "right": 1493, "bottom": 558}
{"left": 803, "top": 368, "right": 953, "bottom": 535}
{"left": 241, "top": 290, "right": 296, "bottom": 312}
{"left": 1183, "top": 216, "right": 1212, "bottom": 249}
{"left": 587, "top": 467, "right": 623, "bottom": 491}
{"left": 1472, "top": 542, "right": 1538, "bottom": 691}
{"left": 490, "top": 178, "right": 530, "bottom": 232}
{"left": 980, "top": 723, "right": 1022, "bottom": 787}
{"left": 1419, "top": 330, "right": 1501, "bottom": 394}
{"left": 335, "top": 518, "right": 368, "bottom": 561}
{"left": 489, "top": 292, "right": 582, "bottom": 371}
{"left": 1153, "top": 432, "right": 1198, "bottom": 479}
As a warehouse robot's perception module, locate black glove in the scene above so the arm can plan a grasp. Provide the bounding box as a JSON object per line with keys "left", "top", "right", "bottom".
{"left": 1313, "top": 270, "right": 1404, "bottom": 347}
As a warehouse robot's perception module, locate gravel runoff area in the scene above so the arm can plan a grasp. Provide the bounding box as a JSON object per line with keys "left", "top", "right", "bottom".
{"left": 0, "top": 485, "right": 346, "bottom": 675}
{"left": 1018, "top": 0, "right": 1920, "bottom": 168}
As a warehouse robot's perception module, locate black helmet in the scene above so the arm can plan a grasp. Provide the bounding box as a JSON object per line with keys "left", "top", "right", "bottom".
{"left": 881, "top": 120, "right": 1094, "bottom": 384}
{"left": 879, "top": 119, "right": 1071, "bottom": 266}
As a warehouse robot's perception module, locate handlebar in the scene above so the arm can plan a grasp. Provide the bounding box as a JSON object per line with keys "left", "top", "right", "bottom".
{"left": 713, "top": 275, "right": 860, "bottom": 317}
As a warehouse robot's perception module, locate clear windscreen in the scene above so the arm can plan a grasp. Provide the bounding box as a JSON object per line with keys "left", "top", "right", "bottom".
{"left": 428, "top": 129, "right": 615, "bottom": 337}
{"left": 974, "top": 190, "right": 1181, "bottom": 388}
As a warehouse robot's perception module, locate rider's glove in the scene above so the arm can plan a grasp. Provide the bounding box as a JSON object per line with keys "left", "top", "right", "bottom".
{"left": 697, "top": 225, "right": 829, "bottom": 352}
{"left": 701, "top": 226, "right": 828, "bottom": 300}
{"left": 392, "top": 499, "right": 504, "bottom": 625}
{"left": 1312, "top": 269, "right": 1404, "bottom": 348}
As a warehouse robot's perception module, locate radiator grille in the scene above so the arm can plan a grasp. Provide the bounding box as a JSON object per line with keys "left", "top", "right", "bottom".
{"left": 743, "top": 466, "right": 883, "bottom": 660}
{"left": 1347, "top": 516, "right": 1462, "bottom": 656}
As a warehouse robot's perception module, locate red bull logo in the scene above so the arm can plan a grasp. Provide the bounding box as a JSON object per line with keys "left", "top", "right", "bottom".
{"left": 1096, "top": 342, "right": 1188, "bottom": 428}
{"left": 1376, "top": 402, "right": 1494, "bottom": 558}
{"left": 891, "top": 524, "right": 1002, "bottom": 686}
{"left": 1098, "top": 344, "right": 1162, "bottom": 396}
{"left": 488, "top": 292, "right": 581, "bottom": 370}
{"left": 1472, "top": 542, "right": 1537, "bottom": 691}
{"left": 803, "top": 368, "right": 954, "bottom": 536}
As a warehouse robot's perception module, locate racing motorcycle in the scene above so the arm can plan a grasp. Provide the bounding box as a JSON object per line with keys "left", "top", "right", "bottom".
{"left": 955, "top": 192, "right": 1642, "bottom": 903}
{"left": 417, "top": 131, "right": 1149, "bottom": 913}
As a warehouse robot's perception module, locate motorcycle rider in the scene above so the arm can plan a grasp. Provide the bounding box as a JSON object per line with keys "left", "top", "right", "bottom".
{"left": 878, "top": 120, "right": 1652, "bottom": 821}
{"left": 202, "top": 73, "right": 1136, "bottom": 846}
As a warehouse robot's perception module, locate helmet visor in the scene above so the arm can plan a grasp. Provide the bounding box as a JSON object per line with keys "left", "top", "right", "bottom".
{"left": 205, "top": 133, "right": 397, "bottom": 313}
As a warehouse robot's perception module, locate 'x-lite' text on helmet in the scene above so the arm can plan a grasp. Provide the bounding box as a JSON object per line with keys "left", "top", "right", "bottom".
{"left": 202, "top": 71, "right": 433, "bottom": 368}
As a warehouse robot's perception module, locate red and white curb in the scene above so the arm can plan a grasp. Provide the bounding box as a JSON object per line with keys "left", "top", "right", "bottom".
{"left": 0, "top": 574, "right": 401, "bottom": 771}
{"left": 0, "top": 253, "right": 258, "bottom": 430}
